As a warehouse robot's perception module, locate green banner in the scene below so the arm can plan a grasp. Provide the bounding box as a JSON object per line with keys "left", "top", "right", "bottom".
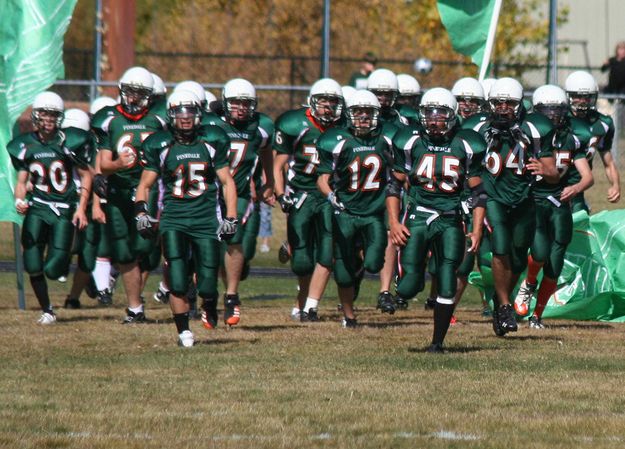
{"left": 0, "top": 0, "right": 78, "bottom": 224}
{"left": 469, "top": 210, "right": 625, "bottom": 322}
{"left": 437, "top": 0, "right": 496, "bottom": 69}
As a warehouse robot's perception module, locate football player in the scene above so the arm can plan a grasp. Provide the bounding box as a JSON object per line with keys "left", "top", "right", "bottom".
{"left": 8, "top": 92, "right": 92, "bottom": 324}
{"left": 396, "top": 73, "right": 422, "bottom": 126}
{"left": 317, "top": 89, "right": 391, "bottom": 327}
{"left": 136, "top": 90, "right": 237, "bottom": 346}
{"left": 204, "top": 78, "right": 274, "bottom": 327}
{"left": 390, "top": 88, "right": 486, "bottom": 352}
{"left": 565, "top": 71, "right": 620, "bottom": 210}
{"left": 273, "top": 78, "right": 345, "bottom": 321}
{"left": 92, "top": 66, "right": 167, "bottom": 323}
{"left": 472, "top": 78, "right": 558, "bottom": 336}
{"left": 514, "top": 85, "right": 594, "bottom": 328}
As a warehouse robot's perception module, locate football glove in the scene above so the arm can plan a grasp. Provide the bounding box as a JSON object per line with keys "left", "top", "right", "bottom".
{"left": 93, "top": 174, "right": 108, "bottom": 198}
{"left": 135, "top": 214, "right": 159, "bottom": 239}
{"left": 218, "top": 217, "right": 238, "bottom": 241}
{"left": 327, "top": 191, "right": 345, "bottom": 211}
{"left": 277, "top": 194, "right": 294, "bottom": 213}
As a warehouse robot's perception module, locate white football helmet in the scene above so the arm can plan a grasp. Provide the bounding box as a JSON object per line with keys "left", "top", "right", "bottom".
{"left": 222, "top": 78, "right": 257, "bottom": 121}
{"left": 480, "top": 78, "right": 497, "bottom": 99}
{"left": 367, "top": 68, "right": 399, "bottom": 108}
{"left": 419, "top": 87, "right": 458, "bottom": 138}
{"left": 167, "top": 90, "right": 202, "bottom": 132}
{"left": 452, "top": 77, "right": 485, "bottom": 118}
{"left": 62, "top": 108, "right": 90, "bottom": 131}
{"left": 151, "top": 73, "right": 167, "bottom": 96}
{"left": 174, "top": 81, "right": 207, "bottom": 109}
{"left": 488, "top": 77, "right": 524, "bottom": 125}
{"left": 346, "top": 89, "right": 381, "bottom": 136}
{"left": 341, "top": 86, "right": 357, "bottom": 104}
{"left": 397, "top": 73, "right": 421, "bottom": 107}
{"left": 118, "top": 66, "right": 154, "bottom": 114}
{"left": 532, "top": 84, "right": 568, "bottom": 127}
{"left": 565, "top": 71, "right": 598, "bottom": 116}
{"left": 89, "top": 96, "right": 117, "bottom": 115}
{"left": 308, "top": 78, "right": 344, "bottom": 126}
{"left": 31, "top": 91, "right": 64, "bottom": 128}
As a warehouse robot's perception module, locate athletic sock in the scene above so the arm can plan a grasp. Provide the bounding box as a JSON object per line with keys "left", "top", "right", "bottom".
{"left": 526, "top": 255, "right": 542, "bottom": 285}
{"left": 304, "top": 297, "right": 319, "bottom": 313}
{"left": 129, "top": 305, "right": 144, "bottom": 314}
{"left": 533, "top": 277, "right": 557, "bottom": 319}
{"left": 30, "top": 274, "right": 52, "bottom": 313}
{"left": 173, "top": 312, "right": 190, "bottom": 334}
{"left": 432, "top": 296, "right": 455, "bottom": 345}
{"left": 92, "top": 258, "right": 112, "bottom": 291}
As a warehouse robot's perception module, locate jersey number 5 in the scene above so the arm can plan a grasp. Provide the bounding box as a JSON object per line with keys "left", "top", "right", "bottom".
{"left": 172, "top": 162, "right": 209, "bottom": 198}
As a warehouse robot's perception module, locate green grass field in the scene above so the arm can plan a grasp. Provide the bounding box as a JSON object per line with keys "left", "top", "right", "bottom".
{"left": 1, "top": 272, "right": 625, "bottom": 449}
{"left": 1, "top": 155, "right": 624, "bottom": 448}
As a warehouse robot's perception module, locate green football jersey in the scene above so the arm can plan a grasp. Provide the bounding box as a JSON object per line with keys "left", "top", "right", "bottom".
{"left": 91, "top": 105, "right": 166, "bottom": 190}
{"left": 393, "top": 126, "right": 485, "bottom": 212}
{"left": 7, "top": 128, "right": 93, "bottom": 206}
{"left": 532, "top": 119, "right": 588, "bottom": 199}
{"left": 142, "top": 127, "right": 230, "bottom": 236}
{"left": 274, "top": 107, "right": 347, "bottom": 192}
{"left": 567, "top": 110, "right": 615, "bottom": 186}
{"left": 397, "top": 104, "right": 421, "bottom": 127}
{"left": 149, "top": 96, "right": 168, "bottom": 122}
{"left": 474, "top": 113, "right": 554, "bottom": 206}
{"left": 317, "top": 127, "right": 391, "bottom": 216}
{"left": 460, "top": 112, "right": 489, "bottom": 130}
{"left": 204, "top": 112, "right": 273, "bottom": 200}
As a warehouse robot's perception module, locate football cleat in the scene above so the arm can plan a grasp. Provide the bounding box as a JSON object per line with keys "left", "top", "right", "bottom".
{"left": 153, "top": 282, "right": 170, "bottom": 304}
{"left": 290, "top": 308, "right": 302, "bottom": 321}
{"left": 278, "top": 241, "right": 290, "bottom": 264}
{"left": 201, "top": 299, "right": 218, "bottom": 330}
{"left": 481, "top": 306, "right": 492, "bottom": 317}
{"left": 528, "top": 315, "right": 545, "bottom": 329}
{"left": 178, "top": 330, "right": 194, "bottom": 348}
{"left": 122, "top": 309, "right": 146, "bottom": 324}
{"left": 376, "top": 291, "right": 396, "bottom": 314}
{"left": 37, "top": 312, "right": 56, "bottom": 325}
{"left": 341, "top": 317, "right": 358, "bottom": 328}
{"left": 57, "top": 275, "right": 68, "bottom": 283}
{"left": 514, "top": 280, "right": 537, "bottom": 316}
{"left": 97, "top": 289, "right": 113, "bottom": 306}
{"left": 491, "top": 306, "right": 507, "bottom": 337}
{"left": 63, "top": 296, "right": 81, "bottom": 309}
{"left": 301, "top": 308, "right": 320, "bottom": 322}
{"left": 426, "top": 343, "right": 445, "bottom": 354}
{"left": 424, "top": 297, "right": 436, "bottom": 311}
{"left": 224, "top": 294, "right": 241, "bottom": 326}
{"left": 395, "top": 296, "right": 409, "bottom": 310}
{"left": 498, "top": 304, "right": 518, "bottom": 332}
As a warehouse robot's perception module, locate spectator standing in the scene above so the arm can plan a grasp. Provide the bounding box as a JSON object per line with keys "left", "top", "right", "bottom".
{"left": 601, "top": 41, "right": 625, "bottom": 95}
{"left": 348, "top": 52, "right": 377, "bottom": 89}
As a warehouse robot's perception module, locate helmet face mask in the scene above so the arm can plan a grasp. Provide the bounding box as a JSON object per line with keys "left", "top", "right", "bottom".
{"left": 225, "top": 97, "right": 257, "bottom": 122}
{"left": 223, "top": 78, "right": 257, "bottom": 123}
{"left": 348, "top": 106, "right": 379, "bottom": 136}
{"left": 420, "top": 106, "right": 456, "bottom": 138}
{"left": 31, "top": 91, "right": 64, "bottom": 133}
{"left": 370, "top": 89, "right": 397, "bottom": 109}
{"left": 310, "top": 94, "right": 343, "bottom": 125}
{"left": 535, "top": 103, "right": 568, "bottom": 128}
{"left": 456, "top": 96, "right": 484, "bottom": 118}
{"left": 489, "top": 98, "right": 521, "bottom": 125}
{"left": 167, "top": 91, "right": 202, "bottom": 139}
{"left": 120, "top": 84, "right": 152, "bottom": 114}
{"left": 396, "top": 94, "right": 421, "bottom": 108}
{"left": 567, "top": 92, "right": 597, "bottom": 117}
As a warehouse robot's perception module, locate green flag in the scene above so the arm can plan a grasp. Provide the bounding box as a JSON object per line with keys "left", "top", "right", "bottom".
{"left": 0, "top": 0, "right": 78, "bottom": 224}
{"left": 437, "top": 0, "right": 497, "bottom": 70}
{"left": 469, "top": 210, "right": 625, "bottom": 322}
